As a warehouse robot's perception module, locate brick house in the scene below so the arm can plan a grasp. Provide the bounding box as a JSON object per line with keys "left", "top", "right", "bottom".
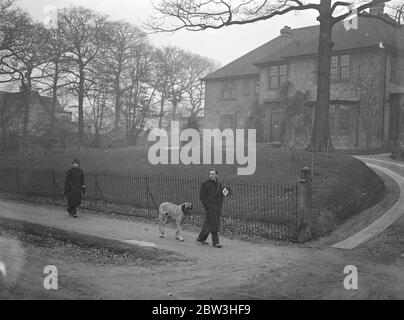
{"left": 202, "top": 5, "right": 404, "bottom": 149}
{"left": 0, "top": 90, "right": 72, "bottom": 139}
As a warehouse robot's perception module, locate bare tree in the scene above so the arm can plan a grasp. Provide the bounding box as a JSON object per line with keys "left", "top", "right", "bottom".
{"left": 387, "top": 0, "right": 404, "bottom": 24}
{"left": 84, "top": 75, "right": 113, "bottom": 146}
{"left": 0, "top": 3, "right": 31, "bottom": 82}
{"left": 166, "top": 48, "right": 189, "bottom": 121}
{"left": 154, "top": 46, "right": 190, "bottom": 127}
{"left": 37, "top": 11, "right": 73, "bottom": 136}
{"left": 58, "top": 6, "right": 108, "bottom": 145}
{"left": 153, "top": 47, "right": 171, "bottom": 128}
{"left": 0, "top": 0, "right": 16, "bottom": 34}
{"left": 0, "top": 0, "right": 16, "bottom": 37}
{"left": 148, "top": 0, "right": 402, "bottom": 151}
{"left": 1, "top": 21, "right": 51, "bottom": 141}
{"left": 98, "top": 21, "right": 147, "bottom": 129}
{"left": 122, "top": 41, "right": 159, "bottom": 144}
{"left": 0, "top": 0, "right": 14, "bottom": 14}
{"left": 181, "top": 53, "right": 218, "bottom": 120}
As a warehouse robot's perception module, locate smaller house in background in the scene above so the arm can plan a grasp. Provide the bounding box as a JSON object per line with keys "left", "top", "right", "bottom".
{"left": 178, "top": 113, "right": 204, "bottom": 131}
{"left": 0, "top": 90, "right": 72, "bottom": 138}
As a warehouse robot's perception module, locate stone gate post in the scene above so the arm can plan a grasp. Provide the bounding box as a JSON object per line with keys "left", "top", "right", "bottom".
{"left": 297, "top": 167, "right": 312, "bottom": 242}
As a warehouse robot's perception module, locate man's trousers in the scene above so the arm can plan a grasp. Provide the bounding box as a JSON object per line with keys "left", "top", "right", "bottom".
{"left": 197, "top": 223, "right": 219, "bottom": 245}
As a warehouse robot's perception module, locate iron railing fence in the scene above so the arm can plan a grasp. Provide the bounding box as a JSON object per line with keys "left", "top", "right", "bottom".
{"left": 0, "top": 167, "right": 299, "bottom": 241}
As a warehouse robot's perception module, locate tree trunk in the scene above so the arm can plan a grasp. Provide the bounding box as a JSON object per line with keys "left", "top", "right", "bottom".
{"left": 114, "top": 90, "right": 121, "bottom": 129}
{"left": 158, "top": 95, "right": 165, "bottom": 128}
{"left": 22, "top": 80, "right": 32, "bottom": 146}
{"left": 51, "top": 62, "right": 59, "bottom": 136}
{"left": 78, "top": 65, "right": 85, "bottom": 146}
{"left": 22, "top": 91, "right": 29, "bottom": 140}
{"left": 171, "top": 95, "right": 179, "bottom": 121}
{"left": 307, "top": 0, "right": 334, "bottom": 152}
{"left": 0, "top": 114, "right": 6, "bottom": 152}
{"left": 114, "top": 62, "right": 122, "bottom": 129}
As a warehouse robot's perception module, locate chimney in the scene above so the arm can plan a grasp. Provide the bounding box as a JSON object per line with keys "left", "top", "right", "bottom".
{"left": 369, "top": 2, "right": 385, "bottom": 16}
{"left": 280, "top": 26, "right": 293, "bottom": 47}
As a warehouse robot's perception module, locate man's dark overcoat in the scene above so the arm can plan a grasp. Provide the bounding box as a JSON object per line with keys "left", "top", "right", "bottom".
{"left": 199, "top": 179, "right": 224, "bottom": 233}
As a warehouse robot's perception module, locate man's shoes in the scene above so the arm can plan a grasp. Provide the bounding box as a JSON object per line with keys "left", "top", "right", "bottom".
{"left": 196, "top": 239, "right": 209, "bottom": 245}
{"left": 213, "top": 244, "right": 222, "bottom": 248}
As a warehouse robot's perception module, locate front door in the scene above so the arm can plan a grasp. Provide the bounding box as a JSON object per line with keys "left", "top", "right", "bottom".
{"left": 270, "top": 111, "right": 282, "bottom": 141}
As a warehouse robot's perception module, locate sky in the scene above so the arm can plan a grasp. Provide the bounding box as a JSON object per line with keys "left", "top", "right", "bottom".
{"left": 16, "top": 0, "right": 320, "bottom": 67}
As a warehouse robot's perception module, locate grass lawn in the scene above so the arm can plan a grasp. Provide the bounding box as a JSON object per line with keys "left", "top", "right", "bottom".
{"left": 0, "top": 147, "right": 384, "bottom": 237}
{"left": 0, "top": 147, "right": 373, "bottom": 181}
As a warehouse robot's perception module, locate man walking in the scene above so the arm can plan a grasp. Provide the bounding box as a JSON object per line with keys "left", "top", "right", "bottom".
{"left": 197, "top": 169, "right": 224, "bottom": 248}
{"left": 64, "top": 158, "right": 86, "bottom": 218}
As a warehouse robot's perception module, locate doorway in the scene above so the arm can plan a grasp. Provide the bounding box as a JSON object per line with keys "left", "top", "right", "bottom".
{"left": 270, "top": 111, "right": 282, "bottom": 142}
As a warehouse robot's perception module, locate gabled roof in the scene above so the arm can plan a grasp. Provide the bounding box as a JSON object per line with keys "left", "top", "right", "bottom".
{"left": 37, "top": 95, "right": 67, "bottom": 114}
{"left": 257, "top": 16, "right": 404, "bottom": 64}
{"left": 204, "top": 15, "right": 404, "bottom": 80}
{"left": 202, "top": 25, "right": 318, "bottom": 81}
{"left": 0, "top": 91, "right": 65, "bottom": 114}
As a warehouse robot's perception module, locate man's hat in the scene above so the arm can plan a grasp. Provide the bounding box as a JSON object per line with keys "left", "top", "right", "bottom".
{"left": 72, "top": 158, "right": 80, "bottom": 165}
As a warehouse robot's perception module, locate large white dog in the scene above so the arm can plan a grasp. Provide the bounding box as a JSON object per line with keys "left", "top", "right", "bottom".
{"left": 158, "top": 202, "right": 193, "bottom": 242}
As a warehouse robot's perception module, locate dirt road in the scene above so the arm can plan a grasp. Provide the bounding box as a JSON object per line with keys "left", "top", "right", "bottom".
{"left": 1, "top": 154, "right": 404, "bottom": 299}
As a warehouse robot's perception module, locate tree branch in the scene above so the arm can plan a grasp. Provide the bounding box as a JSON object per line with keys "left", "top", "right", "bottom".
{"left": 333, "top": 0, "right": 392, "bottom": 24}
{"left": 331, "top": 1, "right": 352, "bottom": 13}
{"left": 147, "top": 0, "right": 319, "bottom": 33}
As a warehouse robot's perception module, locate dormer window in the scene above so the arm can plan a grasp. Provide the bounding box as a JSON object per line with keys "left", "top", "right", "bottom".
{"left": 268, "top": 64, "right": 288, "bottom": 89}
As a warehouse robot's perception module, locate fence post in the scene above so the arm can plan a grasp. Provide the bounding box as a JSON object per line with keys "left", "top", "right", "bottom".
{"left": 52, "top": 170, "right": 56, "bottom": 203}
{"left": 296, "top": 167, "right": 312, "bottom": 242}
{"left": 94, "top": 172, "right": 98, "bottom": 201}
{"left": 16, "top": 168, "right": 20, "bottom": 194}
{"left": 146, "top": 176, "right": 150, "bottom": 216}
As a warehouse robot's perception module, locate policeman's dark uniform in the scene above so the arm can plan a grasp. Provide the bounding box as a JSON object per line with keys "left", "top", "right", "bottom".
{"left": 64, "top": 160, "right": 86, "bottom": 217}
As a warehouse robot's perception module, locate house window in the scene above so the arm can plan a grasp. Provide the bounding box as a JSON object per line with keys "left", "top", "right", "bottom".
{"left": 391, "top": 53, "right": 398, "bottom": 82}
{"left": 219, "top": 114, "right": 235, "bottom": 129}
{"left": 340, "top": 55, "right": 350, "bottom": 80}
{"left": 330, "top": 54, "right": 350, "bottom": 81}
{"left": 268, "top": 64, "right": 288, "bottom": 89}
{"left": 330, "top": 56, "right": 338, "bottom": 80}
{"left": 279, "top": 65, "right": 287, "bottom": 84}
{"left": 269, "top": 66, "right": 278, "bottom": 89}
{"left": 221, "top": 81, "right": 236, "bottom": 100}
{"left": 329, "top": 104, "right": 351, "bottom": 134}
{"left": 242, "top": 80, "right": 251, "bottom": 96}
{"left": 7, "top": 114, "right": 23, "bottom": 135}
